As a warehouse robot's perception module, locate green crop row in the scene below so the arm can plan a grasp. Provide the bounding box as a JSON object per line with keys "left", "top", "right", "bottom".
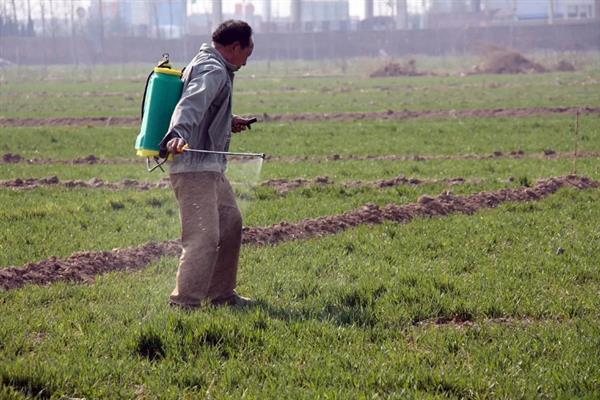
{"left": 1, "top": 180, "right": 518, "bottom": 268}
{"left": 2, "top": 62, "right": 599, "bottom": 118}
{"left": 2, "top": 157, "right": 600, "bottom": 183}
{"left": 2, "top": 114, "right": 598, "bottom": 160}
{"left": 1, "top": 188, "right": 598, "bottom": 398}
{"left": 1, "top": 58, "right": 599, "bottom": 398}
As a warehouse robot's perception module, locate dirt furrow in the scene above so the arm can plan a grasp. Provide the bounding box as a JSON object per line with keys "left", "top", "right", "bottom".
{"left": 241, "top": 175, "right": 597, "bottom": 245}
{"left": 0, "top": 176, "right": 171, "bottom": 190}
{"left": 1, "top": 153, "right": 139, "bottom": 165}
{"left": 262, "top": 106, "right": 600, "bottom": 122}
{"left": 1, "top": 106, "right": 598, "bottom": 127}
{"left": 0, "top": 241, "right": 182, "bottom": 291}
{"left": 0, "top": 175, "right": 481, "bottom": 192}
{"left": 1, "top": 175, "right": 597, "bottom": 291}
{"left": 416, "top": 315, "right": 569, "bottom": 328}
{"left": 263, "top": 176, "right": 485, "bottom": 194}
{"left": 3, "top": 150, "right": 600, "bottom": 166}
{"left": 271, "top": 150, "right": 600, "bottom": 163}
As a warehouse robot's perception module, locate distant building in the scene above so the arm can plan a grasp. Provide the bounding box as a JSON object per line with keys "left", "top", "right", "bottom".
{"left": 485, "top": 0, "right": 595, "bottom": 22}
{"left": 301, "top": 0, "right": 350, "bottom": 31}
{"left": 89, "top": 0, "right": 187, "bottom": 38}
{"left": 424, "top": 0, "right": 596, "bottom": 28}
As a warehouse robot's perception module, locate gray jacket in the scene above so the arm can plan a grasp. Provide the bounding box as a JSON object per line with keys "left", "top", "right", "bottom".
{"left": 165, "top": 43, "right": 237, "bottom": 174}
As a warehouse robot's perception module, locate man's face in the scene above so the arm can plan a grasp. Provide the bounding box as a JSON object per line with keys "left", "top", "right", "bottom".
{"left": 231, "top": 37, "right": 254, "bottom": 69}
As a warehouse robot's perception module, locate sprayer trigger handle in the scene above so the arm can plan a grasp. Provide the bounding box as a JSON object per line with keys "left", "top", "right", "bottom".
{"left": 246, "top": 117, "right": 258, "bottom": 130}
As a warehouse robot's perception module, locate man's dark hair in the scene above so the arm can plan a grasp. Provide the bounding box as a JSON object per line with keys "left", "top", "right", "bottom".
{"left": 212, "top": 20, "right": 253, "bottom": 48}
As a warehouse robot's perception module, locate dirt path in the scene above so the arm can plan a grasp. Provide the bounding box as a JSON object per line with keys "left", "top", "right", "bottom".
{"left": 1, "top": 175, "right": 596, "bottom": 291}
{"left": 2, "top": 150, "right": 599, "bottom": 166}
{"left": 1, "top": 106, "right": 598, "bottom": 127}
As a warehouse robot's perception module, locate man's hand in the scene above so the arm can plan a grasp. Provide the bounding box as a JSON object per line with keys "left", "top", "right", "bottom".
{"left": 232, "top": 116, "right": 256, "bottom": 133}
{"left": 167, "top": 138, "right": 187, "bottom": 154}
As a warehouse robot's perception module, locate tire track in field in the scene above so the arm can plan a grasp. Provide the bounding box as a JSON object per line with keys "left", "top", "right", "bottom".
{"left": 2, "top": 150, "right": 600, "bottom": 166}
{"left": 1, "top": 175, "right": 597, "bottom": 291}
{"left": 1, "top": 106, "right": 598, "bottom": 127}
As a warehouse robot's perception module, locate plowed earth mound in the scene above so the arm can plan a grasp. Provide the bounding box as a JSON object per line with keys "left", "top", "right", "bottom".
{"left": 262, "top": 106, "right": 599, "bottom": 123}
{"left": 263, "top": 176, "right": 483, "bottom": 194}
{"left": 370, "top": 60, "right": 429, "bottom": 78}
{"left": 0, "top": 116, "right": 139, "bottom": 127}
{"left": 0, "top": 176, "right": 171, "bottom": 190}
{"left": 1, "top": 175, "right": 597, "bottom": 291}
{"left": 0, "top": 175, "right": 480, "bottom": 193}
{"left": 1, "top": 107, "right": 597, "bottom": 127}
{"left": 3, "top": 150, "right": 599, "bottom": 166}
{"left": 474, "top": 50, "right": 547, "bottom": 74}
{"left": 556, "top": 60, "right": 576, "bottom": 72}
{"left": 1, "top": 153, "right": 137, "bottom": 165}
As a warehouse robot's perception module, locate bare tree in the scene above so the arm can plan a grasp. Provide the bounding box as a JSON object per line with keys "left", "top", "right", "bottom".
{"left": 40, "top": 0, "right": 46, "bottom": 36}
{"left": 212, "top": 0, "right": 222, "bottom": 32}
{"left": 396, "top": 0, "right": 408, "bottom": 29}
{"left": 152, "top": 1, "right": 161, "bottom": 39}
{"left": 10, "top": 0, "right": 16, "bottom": 24}
{"left": 48, "top": 0, "right": 56, "bottom": 38}
{"left": 26, "top": 0, "right": 32, "bottom": 35}
{"left": 168, "top": 0, "right": 173, "bottom": 38}
{"left": 70, "top": 0, "right": 78, "bottom": 64}
{"left": 291, "top": 0, "right": 302, "bottom": 31}
{"left": 365, "top": 0, "right": 374, "bottom": 19}
{"left": 98, "top": 0, "right": 105, "bottom": 51}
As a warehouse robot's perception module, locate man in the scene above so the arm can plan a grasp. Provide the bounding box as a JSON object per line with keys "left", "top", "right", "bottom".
{"left": 161, "top": 20, "right": 255, "bottom": 308}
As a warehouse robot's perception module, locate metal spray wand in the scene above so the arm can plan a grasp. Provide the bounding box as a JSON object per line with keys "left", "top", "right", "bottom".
{"left": 182, "top": 146, "right": 265, "bottom": 159}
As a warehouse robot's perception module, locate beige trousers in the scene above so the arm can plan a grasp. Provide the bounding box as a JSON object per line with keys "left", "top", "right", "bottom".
{"left": 169, "top": 171, "right": 242, "bottom": 307}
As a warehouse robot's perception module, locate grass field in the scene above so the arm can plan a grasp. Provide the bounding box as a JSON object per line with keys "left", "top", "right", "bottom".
{"left": 1, "top": 54, "right": 599, "bottom": 398}
{"left": 2, "top": 53, "right": 600, "bottom": 118}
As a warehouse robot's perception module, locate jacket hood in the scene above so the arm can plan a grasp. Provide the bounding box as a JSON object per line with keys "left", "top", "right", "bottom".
{"left": 199, "top": 43, "right": 238, "bottom": 73}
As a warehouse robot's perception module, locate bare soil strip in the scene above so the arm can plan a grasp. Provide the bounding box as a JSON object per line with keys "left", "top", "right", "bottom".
{"left": 242, "top": 175, "right": 597, "bottom": 245}
{"left": 0, "top": 116, "right": 139, "bottom": 127}
{"left": 1, "top": 107, "right": 598, "bottom": 127}
{"left": 1, "top": 153, "right": 138, "bottom": 165}
{"left": 263, "top": 176, "right": 485, "bottom": 194}
{"left": 1, "top": 175, "right": 596, "bottom": 291}
{"left": 2, "top": 150, "right": 600, "bottom": 166}
{"left": 262, "top": 106, "right": 600, "bottom": 122}
{"left": 417, "top": 315, "right": 567, "bottom": 328}
{"left": 0, "top": 176, "right": 171, "bottom": 191}
{"left": 270, "top": 150, "right": 600, "bottom": 163}
{"left": 0, "top": 175, "right": 481, "bottom": 192}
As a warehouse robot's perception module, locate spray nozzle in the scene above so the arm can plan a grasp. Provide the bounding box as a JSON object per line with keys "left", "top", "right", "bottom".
{"left": 158, "top": 53, "right": 172, "bottom": 69}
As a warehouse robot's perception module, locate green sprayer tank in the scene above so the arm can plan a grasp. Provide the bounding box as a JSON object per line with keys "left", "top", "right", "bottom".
{"left": 135, "top": 67, "right": 183, "bottom": 157}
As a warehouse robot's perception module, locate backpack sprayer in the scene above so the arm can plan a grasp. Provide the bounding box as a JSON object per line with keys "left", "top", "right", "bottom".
{"left": 134, "top": 54, "right": 264, "bottom": 172}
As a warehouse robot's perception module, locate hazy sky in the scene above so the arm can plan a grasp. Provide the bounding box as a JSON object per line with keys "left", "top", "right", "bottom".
{"left": 7, "top": 0, "right": 423, "bottom": 20}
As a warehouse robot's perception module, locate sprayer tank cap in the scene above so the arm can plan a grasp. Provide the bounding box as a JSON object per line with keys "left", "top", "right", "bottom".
{"left": 154, "top": 67, "right": 182, "bottom": 77}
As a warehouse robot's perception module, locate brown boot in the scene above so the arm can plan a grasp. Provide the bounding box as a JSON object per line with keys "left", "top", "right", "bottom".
{"left": 211, "top": 292, "right": 253, "bottom": 307}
